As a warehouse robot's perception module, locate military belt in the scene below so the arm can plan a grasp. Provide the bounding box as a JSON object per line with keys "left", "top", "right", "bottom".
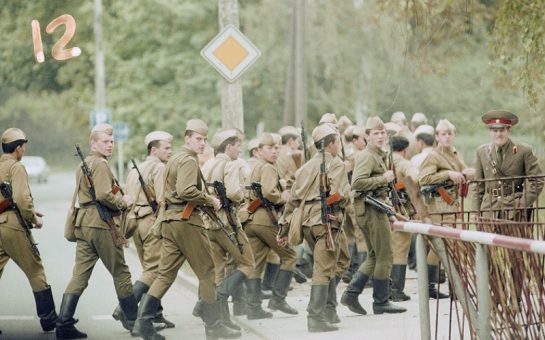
{"left": 486, "top": 186, "right": 523, "bottom": 197}
{"left": 165, "top": 203, "right": 188, "bottom": 210}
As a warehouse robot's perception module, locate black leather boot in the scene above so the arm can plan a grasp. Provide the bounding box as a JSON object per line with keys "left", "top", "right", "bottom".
{"left": 340, "top": 271, "right": 369, "bottom": 315}
{"left": 202, "top": 302, "right": 241, "bottom": 340}
{"left": 152, "top": 303, "right": 175, "bottom": 329}
{"left": 372, "top": 279, "right": 407, "bottom": 314}
{"left": 118, "top": 294, "right": 138, "bottom": 331}
{"left": 245, "top": 279, "right": 272, "bottom": 320}
{"left": 307, "top": 285, "right": 338, "bottom": 332}
{"left": 428, "top": 265, "right": 449, "bottom": 299}
{"left": 262, "top": 262, "right": 279, "bottom": 292}
{"left": 231, "top": 282, "right": 246, "bottom": 316}
{"left": 324, "top": 276, "right": 341, "bottom": 324}
{"left": 217, "top": 270, "right": 246, "bottom": 330}
{"left": 55, "top": 294, "right": 87, "bottom": 339}
{"left": 112, "top": 281, "right": 148, "bottom": 322}
{"left": 390, "top": 264, "right": 411, "bottom": 302}
{"left": 193, "top": 300, "right": 203, "bottom": 318}
{"left": 132, "top": 294, "right": 164, "bottom": 340}
{"left": 33, "top": 286, "right": 58, "bottom": 332}
{"left": 268, "top": 270, "right": 298, "bottom": 315}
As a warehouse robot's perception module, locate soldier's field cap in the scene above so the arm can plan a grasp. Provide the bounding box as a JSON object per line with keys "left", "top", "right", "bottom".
{"left": 411, "top": 112, "right": 428, "bottom": 124}
{"left": 319, "top": 113, "right": 337, "bottom": 125}
{"left": 91, "top": 123, "right": 113, "bottom": 135}
{"left": 481, "top": 110, "right": 518, "bottom": 128}
{"left": 338, "top": 115, "right": 353, "bottom": 131}
{"left": 352, "top": 125, "right": 366, "bottom": 138}
{"left": 211, "top": 129, "right": 239, "bottom": 149}
{"left": 384, "top": 122, "right": 401, "bottom": 135}
{"left": 435, "top": 119, "right": 456, "bottom": 132}
{"left": 344, "top": 125, "right": 355, "bottom": 139}
{"left": 144, "top": 131, "right": 173, "bottom": 146}
{"left": 1, "top": 128, "right": 27, "bottom": 144}
{"left": 247, "top": 138, "right": 259, "bottom": 151}
{"left": 258, "top": 133, "right": 276, "bottom": 147}
{"left": 278, "top": 126, "right": 299, "bottom": 137}
{"left": 365, "top": 116, "right": 385, "bottom": 131}
{"left": 413, "top": 124, "right": 435, "bottom": 136}
{"left": 185, "top": 119, "right": 208, "bottom": 136}
{"left": 271, "top": 133, "right": 282, "bottom": 145}
{"left": 391, "top": 111, "right": 407, "bottom": 124}
{"left": 312, "top": 124, "right": 337, "bottom": 143}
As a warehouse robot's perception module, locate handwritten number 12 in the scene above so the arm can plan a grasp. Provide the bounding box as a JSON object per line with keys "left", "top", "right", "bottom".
{"left": 31, "top": 14, "right": 81, "bottom": 63}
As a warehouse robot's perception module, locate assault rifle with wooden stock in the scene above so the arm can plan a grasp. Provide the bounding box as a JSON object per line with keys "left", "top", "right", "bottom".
{"left": 420, "top": 182, "right": 456, "bottom": 205}
{"left": 245, "top": 182, "right": 279, "bottom": 226}
{"left": 319, "top": 140, "right": 339, "bottom": 251}
{"left": 0, "top": 181, "right": 40, "bottom": 256}
{"left": 363, "top": 195, "right": 408, "bottom": 222}
{"left": 208, "top": 180, "right": 243, "bottom": 254}
{"left": 75, "top": 144, "right": 128, "bottom": 248}
{"left": 130, "top": 159, "right": 158, "bottom": 213}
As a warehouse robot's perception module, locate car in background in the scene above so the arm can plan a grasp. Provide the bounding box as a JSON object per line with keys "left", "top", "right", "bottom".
{"left": 21, "top": 156, "right": 50, "bottom": 183}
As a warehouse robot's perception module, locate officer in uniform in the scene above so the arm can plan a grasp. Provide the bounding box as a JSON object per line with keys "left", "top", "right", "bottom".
{"left": 57, "top": 124, "right": 137, "bottom": 339}
{"left": 112, "top": 131, "right": 175, "bottom": 329}
{"left": 244, "top": 133, "right": 298, "bottom": 319}
{"left": 473, "top": 110, "right": 544, "bottom": 220}
{"left": 341, "top": 116, "right": 407, "bottom": 315}
{"left": 280, "top": 124, "right": 350, "bottom": 332}
{"left": 419, "top": 119, "right": 475, "bottom": 299}
{"left": 132, "top": 119, "right": 240, "bottom": 340}
{"left": 0, "top": 128, "right": 58, "bottom": 334}
{"left": 203, "top": 129, "right": 256, "bottom": 330}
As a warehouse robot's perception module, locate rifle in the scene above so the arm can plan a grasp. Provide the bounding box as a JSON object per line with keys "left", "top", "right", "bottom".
{"left": 421, "top": 182, "right": 455, "bottom": 205}
{"left": 130, "top": 159, "right": 158, "bottom": 213}
{"left": 319, "top": 140, "right": 337, "bottom": 252}
{"left": 300, "top": 120, "right": 310, "bottom": 162}
{"left": 75, "top": 144, "right": 128, "bottom": 248}
{"left": 388, "top": 136, "right": 408, "bottom": 216}
{"left": 0, "top": 181, "right": 40, "bottom": 256}
{"left": 208, "top": 180, "right": 243, "bottom": 253}
{"left": 363, "top": 195, "right": 408, "bottom": 222}
{"left": 246, "top": 182, "right": 279, "bottom": 226}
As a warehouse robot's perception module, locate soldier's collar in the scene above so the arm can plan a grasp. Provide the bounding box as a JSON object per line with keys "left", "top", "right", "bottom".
{"left": 90, "top": 151, "right": 107, "bottom": 159}
{"left": 1, "top": 153, "right": 17, "bottom": 161}
{"left": 181, "top": 145, "right": 198, "bottom": 157}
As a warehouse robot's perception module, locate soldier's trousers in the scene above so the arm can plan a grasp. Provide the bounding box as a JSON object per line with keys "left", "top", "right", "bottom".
{"left": 391, "top": 230, "right": 411, "bottom": 265}
{"left": 65, "top": 226, "right": 133, "bottom": 298}
{"left": 133, "top": 214, "right": 162, "bottom": 287}
{"left": 302, "top": 225, "right": 341, "bottom": 285}
{"left": 244, "top": 223, "right": 296, "bottom": 279}
{"left": 148, "top": 220, "right": 216, "bottom": 303}
{"left": 0, "top": 226, "right": 49, "bottom": 291}
{"left": 335, "top": 230, "right": 350, "bottom": 277}
{"left": 208, "top": 227, "right": 255, "bottom": 283}
{"left": 356, "top": 206, "right": 393, "bottom": 280}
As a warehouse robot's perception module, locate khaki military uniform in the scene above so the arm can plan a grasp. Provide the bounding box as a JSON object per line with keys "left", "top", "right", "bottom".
{"left": 282, "top": 152, "right": 349, "bottom": 284}
{"left": 276, "top": 145, "right": 302, "bottom": 190}
{"left": 65, "top": 151, "right": 133, "bottom": 298}
{"left": 124, "top": 155, "right": 165, "bottom": 287}
{"left": 352, "top": 144, "right": 393, "bottom": 280}
{"left": 391, "top": 153, "right": 420, "bottom": 265}
{"left": 472, "top": 139, "right": 544, "bottom": 219}
{"left": 203, "top": 154, "right": 255, "bottom": 283}
{"left": 147, "top": 146, "right": 218, "bottom": 303}
{"left": 244, "top": 159, "right": 296, "bottom": 279}
{"left": 0, "top": 154, "right": 48, "bottom": 291}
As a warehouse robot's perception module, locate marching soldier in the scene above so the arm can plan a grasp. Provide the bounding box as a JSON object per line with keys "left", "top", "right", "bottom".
{"left": 472, "top": 110, "right": 544, "bottom": 220}
{"left": 244, "top": 133, "right": 298, "bottom": 319}
{"left": 57, "top": 124, "right": 137, "bottom": 339}
{"left": 276, "top": 126, "right": 303, "bottom": 189}
{"left": 203, "top": 129, "right": 256, "bottom": 330}
{"left": 0, "top": 128, "right": 58, "bottom": 334}
{"left": 419, "top": 119, "right": 475, "bottom": 299}
{"left": 280, "top": 124, "right": 350, "bottom": 332}
{"left": 341, "top": 116, "right": 407, "bottom": 315}
{"left": 132, "top": 119, "right": 240, "bottom": 340}
{"left": 410, "top": 112, "right": 428, "bottom": 133}
{"left": 111, "top": 131, "right": 175, "bottom": 329}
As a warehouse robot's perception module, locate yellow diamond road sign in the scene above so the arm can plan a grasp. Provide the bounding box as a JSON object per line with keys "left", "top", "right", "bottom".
{"left": 201, "top": 24, "right": 261, "bottom": 83}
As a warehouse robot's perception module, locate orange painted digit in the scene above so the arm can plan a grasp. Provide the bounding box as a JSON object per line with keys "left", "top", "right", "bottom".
{"left": 31, "top": 20, "right": 45, "bottom": 63}
{"left": 45, "top": 14, "right": 81, "bottom": 61}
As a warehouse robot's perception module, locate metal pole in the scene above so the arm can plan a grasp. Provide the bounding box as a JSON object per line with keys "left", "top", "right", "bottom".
{"left": 94, "top": 0, "right": 105, "bottom": 111}
{"left": 476, "top": 244, "right": 491, "bottom": 340}
{"left": 416, "top": 234, "right": 431, "bottom": 340}
{"left": 218, "top": 0, "right": 244, "bottom": 132}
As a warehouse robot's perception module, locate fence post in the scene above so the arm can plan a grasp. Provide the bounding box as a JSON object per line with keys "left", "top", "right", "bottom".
{"left": 476, "top": 244, "right": 491, "bottom": 339}
{"left": 417, "top": 234, "right": 431, "bottom": 340}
